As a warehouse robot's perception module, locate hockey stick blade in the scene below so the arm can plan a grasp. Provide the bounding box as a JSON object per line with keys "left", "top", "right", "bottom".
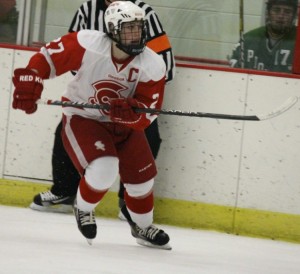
{"left": 255, "top": 96, "right": 298, "bottom": 121}
{"left": 36, "top": 96, "right": 298, "bottom": 121}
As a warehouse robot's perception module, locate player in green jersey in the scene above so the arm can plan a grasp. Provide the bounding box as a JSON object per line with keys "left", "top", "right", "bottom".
{"left": 230, "top": 0, "right": 298, "bottom": 73}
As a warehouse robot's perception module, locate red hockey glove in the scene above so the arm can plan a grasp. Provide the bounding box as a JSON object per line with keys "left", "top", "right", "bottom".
{"left": 109, "top": 98, "right": 142, "bottom": 127}
{"left": 12, "top": 68, "right": 44, "bottom": 114}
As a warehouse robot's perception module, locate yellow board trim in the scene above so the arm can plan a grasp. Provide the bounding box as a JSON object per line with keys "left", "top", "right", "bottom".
{"left": 1, "top": 179, "right": 299, "bottom": 244}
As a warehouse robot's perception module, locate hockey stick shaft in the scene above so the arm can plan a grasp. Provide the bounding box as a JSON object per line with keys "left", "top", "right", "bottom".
{"left": 36, "top": 96, "right": 298, "bottom": 121}
{"left": 239, "top": 0, "right": 245, "bottom": 68}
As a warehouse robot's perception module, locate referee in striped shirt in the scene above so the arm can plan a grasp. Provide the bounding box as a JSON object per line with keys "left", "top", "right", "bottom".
{"left": 30, "top": 0, "right": 175, "bottom": 218}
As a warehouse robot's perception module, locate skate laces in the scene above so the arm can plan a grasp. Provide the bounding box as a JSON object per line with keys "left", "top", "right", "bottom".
{"left": 138, "top": 225, "right": 161, "bottom": 240}
{"left": 40, "top": 191, "right": 62, "bottom": 201}
{"left": 77, "top": 209, "right": 96, "bottom": 226}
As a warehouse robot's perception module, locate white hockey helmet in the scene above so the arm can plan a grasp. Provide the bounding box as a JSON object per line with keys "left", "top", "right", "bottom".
{"left": 104, "top": 1, "right": 147, "bottom": 55}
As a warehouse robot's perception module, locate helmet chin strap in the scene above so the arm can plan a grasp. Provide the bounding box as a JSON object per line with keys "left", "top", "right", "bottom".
{"left": 116, "top": 42, "right": 145, "bottom": 56}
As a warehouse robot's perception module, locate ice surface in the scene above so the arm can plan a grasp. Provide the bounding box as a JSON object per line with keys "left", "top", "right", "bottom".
{"left": 0, "top": 205, "right": 300, "bottom": 274}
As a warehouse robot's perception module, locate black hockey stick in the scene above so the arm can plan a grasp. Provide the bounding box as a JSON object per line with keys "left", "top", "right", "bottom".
{"left": 36, "top": 96, "right": 298, "bottom": 121}
{"left": 239, "top": 0, "right": 245, "bottom": 68}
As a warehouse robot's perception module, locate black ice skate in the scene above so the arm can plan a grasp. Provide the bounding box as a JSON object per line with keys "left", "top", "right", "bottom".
{"left": 120, "top": 205, "right": 171, "bottom": 250}
{"left": 131, "top": 223, "right": 171, "bottom": 250}
{"left": 73, "top": 199, "right": 97, "bottom": 245}
{"left": 30, "top": 190, "right": 74, "bottom": 213}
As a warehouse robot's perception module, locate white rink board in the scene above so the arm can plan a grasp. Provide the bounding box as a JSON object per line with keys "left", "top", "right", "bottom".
{"left": 4, "top": 50, "right": 68, "bottom": 180}
{"left": 238, "top": 75, "right": 300, "bottom": 214}
{"left": 0, "top": 48, "right": 14, "bottom": 177}
{"left": 156, "top": 69, "right": 247, "bottom": 207}
{"left": 1, "top": 48, "right": 300, "bottom": 216}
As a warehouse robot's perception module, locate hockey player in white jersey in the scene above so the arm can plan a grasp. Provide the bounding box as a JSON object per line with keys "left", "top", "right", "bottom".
{"left": 12, "top": 1, "right": 171, "bottom": 250}
{"left": 30, "top": 0, "right": 175, "bottom": 217}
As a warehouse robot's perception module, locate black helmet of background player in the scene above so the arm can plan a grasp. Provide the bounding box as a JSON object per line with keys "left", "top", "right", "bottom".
{"left": 104, "top": 1, "right": 148, "bottom": 56}
{"left": 266, "top": 0, "right": 298, "bottom": 35}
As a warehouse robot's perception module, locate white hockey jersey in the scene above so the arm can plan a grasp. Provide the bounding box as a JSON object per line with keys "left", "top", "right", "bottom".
{"left": 27, "top": 30, "right": 166, "bottom": 125}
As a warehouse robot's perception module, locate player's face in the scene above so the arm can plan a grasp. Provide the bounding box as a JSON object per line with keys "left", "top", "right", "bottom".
{"left": 105, "top": 0, "right": 125, "bottom": 6}
{"left": 268, "top": 4, "right": 294, "bottom": 33}
{"left": 120, "top": 20, "right": 143, "bottom": 46}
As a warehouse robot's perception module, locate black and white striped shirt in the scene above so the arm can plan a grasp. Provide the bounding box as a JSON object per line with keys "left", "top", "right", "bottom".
{"left": 69, "top": 0, "right": 174, "bottom": 82}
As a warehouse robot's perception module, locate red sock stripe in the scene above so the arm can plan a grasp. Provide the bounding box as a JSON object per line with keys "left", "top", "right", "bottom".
{"left": 125, "top": 191, "right": 154, "bottom": 214}
{"left": 79, "top": 177, "right": 107, "bottom": 204}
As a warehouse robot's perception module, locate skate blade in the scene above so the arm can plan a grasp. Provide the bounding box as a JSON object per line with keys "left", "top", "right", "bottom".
{"left": 136, "top": 238, "right": 172, "bottom": 250}
{"left": 29, "top": 203, "right": 73, "bottom": 214}
{"left": 86, "top": 238, "right": 93, "bottom": 245}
